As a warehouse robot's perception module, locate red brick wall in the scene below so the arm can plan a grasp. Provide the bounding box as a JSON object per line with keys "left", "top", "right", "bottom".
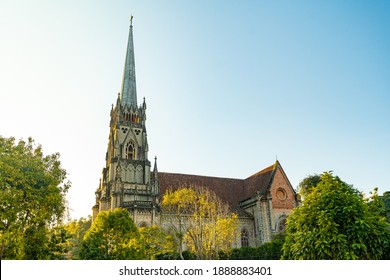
{"left": 270, "top": 168, "right": 295, "bottom": 209}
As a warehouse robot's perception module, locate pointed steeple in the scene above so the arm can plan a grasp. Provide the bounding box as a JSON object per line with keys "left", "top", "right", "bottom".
{"left": 120, "top": 16, "right": 137, "bottom": 107}
{"left": 153, "top": 156, "right": 158, "bottom": 172}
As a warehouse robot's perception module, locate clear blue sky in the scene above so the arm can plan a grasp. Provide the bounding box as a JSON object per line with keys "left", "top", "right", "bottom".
{"left": 1, "top": 0, "right": 389, "bottom": 220}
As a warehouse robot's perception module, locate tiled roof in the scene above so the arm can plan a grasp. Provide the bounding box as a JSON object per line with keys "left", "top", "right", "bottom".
{"left": 157, "top": 172, "right": 245, "bottom": 207}
{"left": 243, "top": 162, "right": 276, "bottom": 198}
{"left": 157, "top": 162, "right": 279, "bottom": 210}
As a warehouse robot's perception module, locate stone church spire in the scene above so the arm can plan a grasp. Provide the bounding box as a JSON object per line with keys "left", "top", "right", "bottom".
{"left": 120, "top": 16, "right": 137, "bottom": 107}
{"left": 92, "top": 17, "right": 160, "bottom": 224}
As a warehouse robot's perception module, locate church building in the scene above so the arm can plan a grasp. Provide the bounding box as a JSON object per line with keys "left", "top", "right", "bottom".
{"left": 92, "top": 20, "right": 299, "bottom": 246}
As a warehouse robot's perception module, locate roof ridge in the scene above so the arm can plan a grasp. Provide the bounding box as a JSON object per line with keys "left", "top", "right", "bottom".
{"left": 158, "top": 171, "right": 243, "bottom": 181}
{"left": 245, "top": 162, "right": 276, "bottom": 180}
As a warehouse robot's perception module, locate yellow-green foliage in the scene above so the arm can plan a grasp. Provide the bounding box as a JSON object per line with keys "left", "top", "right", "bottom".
{"left": 163, "top": 187, "right": 239, "bottom": 259}
{"left": 62, "top": 216, "right": 91, "bottom": 259}
{"left": 0, "top": 136, "right": 70, "bottom": 259}
{"left": 79, "top": 209, "right": 143, "bottom": 260}
{"left": 139, "top": 225, "right": 175, "bottom": 259}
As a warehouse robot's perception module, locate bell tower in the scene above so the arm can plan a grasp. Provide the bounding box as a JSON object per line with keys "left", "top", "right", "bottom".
{"left": 93, "top": 17, "right": 159, "bottom": 226}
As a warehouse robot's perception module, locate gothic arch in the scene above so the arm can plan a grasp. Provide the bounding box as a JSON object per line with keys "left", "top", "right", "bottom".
{"left": 125, "top": 141, "right": 136, "bottom": 160}
{"left": 241, "top": 228, "right": 250, "bottom": 247}
{"left": 136, "top": 165, "right": 143, "bottom": 183}
{"left": 276, "top": 215, "right": 287, "bottom": 233}
{"left": 125, "top": 164, "right": 135, "bottom": 182}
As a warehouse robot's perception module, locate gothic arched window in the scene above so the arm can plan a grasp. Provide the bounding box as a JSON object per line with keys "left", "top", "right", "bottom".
{"left": 278, "top": 217, "right": 287, "bottom": 233}
{"left": 125, "top": 141, "right": 135, "bottom": 159}
{"left": 241, "top": 229, "right": 249, "bottom": 247}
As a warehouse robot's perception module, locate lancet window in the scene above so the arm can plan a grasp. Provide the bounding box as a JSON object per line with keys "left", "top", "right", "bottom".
{"left": 278, "top": 217, "right": 287, "bottom": 233}
{"left": 241, "top": 229, "right": 249, "bottom": 247}
{"left": 122, "top": 112, "right": 140, "bottom": 123}
{"left": 125, "top": 141, "right": 136, "bottom": 160}
{"left": 131, "top": 113, "right": 140, "bottom": 123}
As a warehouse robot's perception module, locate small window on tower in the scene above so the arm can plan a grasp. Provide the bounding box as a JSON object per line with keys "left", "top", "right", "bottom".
{"left": 125, "top": 141, "right": 135, "bottom": 160}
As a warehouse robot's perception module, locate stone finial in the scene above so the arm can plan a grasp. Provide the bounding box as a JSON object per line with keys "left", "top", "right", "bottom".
{"left": 153, "top": 156, "right": 158, "bottom": 172}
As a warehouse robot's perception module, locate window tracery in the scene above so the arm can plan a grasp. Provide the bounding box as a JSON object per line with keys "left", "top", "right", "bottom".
{"left": 125, "top": 141, "right": 136, "bottom": 159}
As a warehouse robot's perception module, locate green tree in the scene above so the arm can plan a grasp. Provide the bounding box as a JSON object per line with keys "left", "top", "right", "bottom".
{"left": 366, "top": 188, "right": 387, "bottom": 218}
{"left": 79, "top": 209, "right": 143, "bottom": 260}
{"left": 46, "top": 226, "right": 72, "bottom": 259}
{"left": 63, "top": 216, "right": 92, "bottom": 259}
{"left": 297, "top": 174, "right": 321, "bottom": 200}
{"left": 0, "top": 136, "right": 70, "bottom": 259}
{"left": 139, "top": 225, "right": 175, "bottom": 259}
{"left": 282, "top": 172, "right": 390, "bottom": 260}
{"left": 380, "top": 191, "right": 390, "bottom": 223}
{"left": 161, "top": 187, "right": 193, "bottom": 259}
{"left": 162, "top": 187, "right": 239, "bottom": 260}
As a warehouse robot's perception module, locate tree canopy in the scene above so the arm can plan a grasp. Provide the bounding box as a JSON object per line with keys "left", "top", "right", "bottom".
{"left": 380, "top": 191, "right": 390, "bottom": 223}
{"left": 282, "top": 172, "right": 390, "bottom": 260}
{"left": 0, "top": 136, "right": 70, "bottom": 259}
{"left": 63, "top": 216, "right": 92, "bottom": 259}
{"left": 79, "top": 209, "right": 143, "bottom": 260}
{"left": 139, "top": 225, "right": 175, "bottom": 260}
{"left": 162, "top": 187, "right": 239, "bottom": 260}
{"left": 297, "top": 174, "right": 321, "bottom": 200}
